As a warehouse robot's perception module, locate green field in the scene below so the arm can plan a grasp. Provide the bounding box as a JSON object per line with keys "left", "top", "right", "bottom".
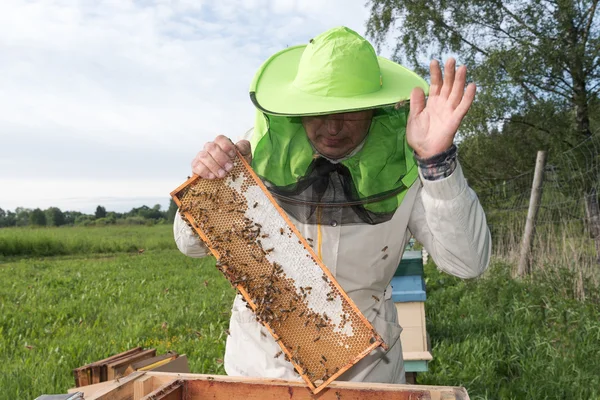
{"left": 1, "top": 225, "right": 599, "bottom": 399}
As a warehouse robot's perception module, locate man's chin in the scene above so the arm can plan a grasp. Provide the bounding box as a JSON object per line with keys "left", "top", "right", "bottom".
{"left": 316, "top": 147, "right": 350, "bottom": 160}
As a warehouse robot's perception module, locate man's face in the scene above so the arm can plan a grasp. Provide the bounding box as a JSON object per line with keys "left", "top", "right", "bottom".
{"left": 302, "top": 110, "right": 374, "bottom": 159}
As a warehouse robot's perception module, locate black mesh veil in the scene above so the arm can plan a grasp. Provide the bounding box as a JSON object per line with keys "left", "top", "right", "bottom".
{"left": 257, "top": 156, "right": 407, "bottom": 225}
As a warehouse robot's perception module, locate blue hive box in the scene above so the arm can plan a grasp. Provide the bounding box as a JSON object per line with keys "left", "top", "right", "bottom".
{"left": 391, "top": 250, "right": 426, "bottom": 302}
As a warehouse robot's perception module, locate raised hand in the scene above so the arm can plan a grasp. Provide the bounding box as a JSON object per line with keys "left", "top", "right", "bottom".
{"left": 191, "top": 135, "right": 252, "bottom": 179}
{"left": 405, "top": 58, "right": 476, "bottom": 159}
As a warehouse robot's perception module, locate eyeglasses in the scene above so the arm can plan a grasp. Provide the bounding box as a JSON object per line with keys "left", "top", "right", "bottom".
{"left": 302, "top": 111, "right": 374, "bottom": 124}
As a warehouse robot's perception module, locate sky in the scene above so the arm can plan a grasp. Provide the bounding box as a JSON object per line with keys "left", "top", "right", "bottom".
{"left": 0, "top": 0, "right": 394, "bottom": 213}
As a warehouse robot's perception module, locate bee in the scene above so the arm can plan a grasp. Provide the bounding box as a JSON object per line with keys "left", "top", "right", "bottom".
{"left": 372, "top": 295, "right": 380, "bottom": 302}
{"left": 381, "top": 246, "right": 388, "bottom": 252}
{"left": 280, "top": 228, "right": 285, "bottom": 235}
{"left": 274, "top": 351, "right": 282, "bottom": 359}
{"left": 321, "top": 274, "right": 328, "bottom": 282}
{"left": 225, "top": 329, "right": 231, "bottom": 336}
{"left": 313, "top": 336, "right": 321, "bottom": 342}
{"left": 382, "top": 254, "right": 389, "bottom": 260}
{"left": 321, "top": 355, "right": 327, "bottom": 362}
{"left": 307, "top": 237, "right": 313, "bottom": 242}
{"left": 253, "top": 202, "right": 258, "bottom": 208}
{"left": 260, "top": 331, "right": 267, "bottom": 337}
{"left": 335, "top": 392, "right": 342, "bottom": 400}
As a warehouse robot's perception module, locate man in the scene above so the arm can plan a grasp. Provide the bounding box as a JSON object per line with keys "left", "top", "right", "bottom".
{"left": 174, "top": 26, "right": 490, "bottom": 384}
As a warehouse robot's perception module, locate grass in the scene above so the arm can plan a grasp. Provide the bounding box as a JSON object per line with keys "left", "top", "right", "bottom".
{"left": 0, "top": 224, "right": 177, "bottom": 259}
{"left": 1, "top": 226, "right": 599, "bottom": 399}
{"left": 419, "top": 260, "right": 600, "bottom": 399}
{"left": 0, "top": 234, "right": 234, "bottom": 398}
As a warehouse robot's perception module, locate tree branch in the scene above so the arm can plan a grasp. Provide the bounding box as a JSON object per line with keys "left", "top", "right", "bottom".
{"left": 582, "top": 0, "right": 599, "bottom": 45}
{"left": 500, "top": 3, "right": 544, "bottom": 38}
{"left": 424, "top": 5, "right": 541, "bottom": 101}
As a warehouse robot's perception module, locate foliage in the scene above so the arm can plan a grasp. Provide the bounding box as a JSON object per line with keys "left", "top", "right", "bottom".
{"left": 366, "top": 0, "right": 600, "bottom": 140}
{"left": 167, "top": 199, "right": 178, "bottom": 223}
{"left": 45, "top": 207, "right": 66, "bottom": 227}
{"left": 29, "top": 208, "right": 47, "bottom": 226}
{"left": 94, "top": 205, "right": 107, "bottom": 219}
{"left": 0, "top": 202, "right": 174, "bottom": 228}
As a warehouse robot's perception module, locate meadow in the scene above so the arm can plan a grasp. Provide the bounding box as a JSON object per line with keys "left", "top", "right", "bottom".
{"left": 1, "top": 225, "right": 599, "bottom": 399}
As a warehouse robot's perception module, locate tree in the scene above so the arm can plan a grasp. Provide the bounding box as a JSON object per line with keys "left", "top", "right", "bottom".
{"left": 95, "top": 205, "right": 107, "bottom": 219}
{"left": 63, "top": 211, "right": 83, "bottom": 225}
{"left": 15, "top": 207, "right": 31, "bottom": 226}
{"left": 4, "top": 210, "right": 16, "bottom": 227}
{"left": 366, "top": 0, "right": 600, "bottom": 262}
{"left": 29, "top": 208, "right": 46, "bottom": 226}
{"left": 45, "top": 207, "right": 65, "bottom": 227}
{"left": 167, "top": 199, "right": 178, "bottom": 223}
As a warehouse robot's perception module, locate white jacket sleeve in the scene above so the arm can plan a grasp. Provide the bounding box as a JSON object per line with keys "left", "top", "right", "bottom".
{"left": 173, "top": 212, "right": 210, "bottom": 258}
{"left": 408, "top": 161, "right": 491, "bottom": 279}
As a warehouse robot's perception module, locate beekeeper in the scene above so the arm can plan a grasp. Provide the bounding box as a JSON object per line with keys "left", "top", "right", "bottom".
{"left": 174, "top": 26, "right": 491, "bottom": 383}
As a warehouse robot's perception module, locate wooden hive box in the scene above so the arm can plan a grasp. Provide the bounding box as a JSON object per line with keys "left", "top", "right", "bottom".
{"left": 69, "top": 371, "right": 470, "bottom": 400}
{"left": 394, "top": 250, "right": 432, "bottom": 374}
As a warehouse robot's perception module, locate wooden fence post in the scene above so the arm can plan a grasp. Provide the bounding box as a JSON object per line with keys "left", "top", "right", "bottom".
{"left": 517, "top": 151, "right": 547, "bottom": 277}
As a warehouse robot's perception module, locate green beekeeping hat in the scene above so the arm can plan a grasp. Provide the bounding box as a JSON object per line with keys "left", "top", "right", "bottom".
{"left": 250, "top": 26, "right": 429, "bottom": 116}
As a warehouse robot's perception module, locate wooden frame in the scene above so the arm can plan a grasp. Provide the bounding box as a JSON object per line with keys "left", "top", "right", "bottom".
{"left": 170, "top": 152, "right": 386, "bottom": 394}
{"left": 71, "top": 371, "right": 470, "bottom": 400}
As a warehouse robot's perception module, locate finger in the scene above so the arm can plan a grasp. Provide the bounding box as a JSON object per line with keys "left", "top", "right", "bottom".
{"left": 191, "top": 160, "right": 216, "bottom": 179}
{"left": 454, "top": 82, "right": 477, "bottom": 119}
{"left": 440, "top": 58, "right": 456, "bottom": 99}
{"left": 214, "top": 135, "right": 237, "bottom": 158}
{"left": 204, "top": 140, "right": 234, "bottom": 173}
{"left": 409, "top": 87, "right": 426, "bottom": 120}
{"left": 197, "top": 147, "right": 228, "bottom": 178}
{"left": 235, "top": 140, "right": 252, "bottom": 164}
{"left": 448, "top": 65, "right": 467, "bottom": 109}
{"left": 429, "top": 59, "right": 442, "bottom": 96}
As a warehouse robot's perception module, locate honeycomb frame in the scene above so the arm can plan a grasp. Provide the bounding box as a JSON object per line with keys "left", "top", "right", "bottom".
{"left": 170, "top": 151, "right": 386, "bottom": 394}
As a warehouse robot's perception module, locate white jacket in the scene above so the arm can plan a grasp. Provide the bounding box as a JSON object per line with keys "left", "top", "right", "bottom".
{"left": 173, "top": 161, "right": 491, "bottom": 384}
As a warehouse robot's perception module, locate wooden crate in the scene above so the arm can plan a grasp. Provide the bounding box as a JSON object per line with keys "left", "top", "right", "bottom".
{"left": 69, "top": 371, "right": 470, "bottom": 400}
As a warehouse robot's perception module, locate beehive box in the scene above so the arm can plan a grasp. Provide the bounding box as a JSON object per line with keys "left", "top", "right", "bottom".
{"left": 170, "top": 153, "right": 385, "bottom": 394}
{"left": 70, "top": 371, "right": 471, "bottom": 400}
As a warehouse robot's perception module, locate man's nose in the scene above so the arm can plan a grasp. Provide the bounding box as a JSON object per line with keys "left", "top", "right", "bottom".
{"left": 326, "top": 119, "right": 343, "bottom": 135}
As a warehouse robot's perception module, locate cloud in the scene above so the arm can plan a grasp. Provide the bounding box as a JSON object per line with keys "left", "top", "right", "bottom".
{"left": 0, "top": 0, "right": 374, "bottom": 212}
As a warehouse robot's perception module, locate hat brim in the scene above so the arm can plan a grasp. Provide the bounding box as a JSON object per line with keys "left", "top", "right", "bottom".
{"left": 250, "top": 45, "right": 429, "bottom": 116}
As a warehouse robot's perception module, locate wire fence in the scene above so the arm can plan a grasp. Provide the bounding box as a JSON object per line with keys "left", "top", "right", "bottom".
{"left": 475, "top": 132, "right": 600, "bottom": 286}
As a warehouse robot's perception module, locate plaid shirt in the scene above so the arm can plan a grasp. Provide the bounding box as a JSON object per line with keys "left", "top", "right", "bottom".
{"left": 415, "top": 144, "right": 458, "bottom": 181}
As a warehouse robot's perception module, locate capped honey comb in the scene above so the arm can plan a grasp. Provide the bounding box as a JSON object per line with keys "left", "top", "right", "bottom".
{"left": 170, "top": 152, "right": 386, "bottom": 394}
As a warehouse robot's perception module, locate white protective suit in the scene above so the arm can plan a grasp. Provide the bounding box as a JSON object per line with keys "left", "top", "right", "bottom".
{"left": 174, "top": 160, "right": 491, "bottom": 384}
